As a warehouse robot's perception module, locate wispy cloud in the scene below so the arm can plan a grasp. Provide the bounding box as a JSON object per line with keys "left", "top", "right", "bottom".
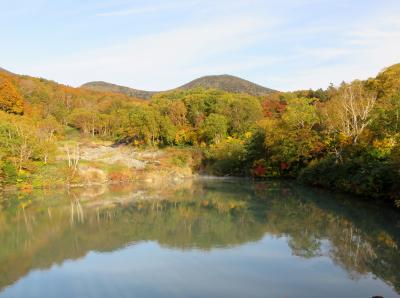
{"left": 95, "top": 0, "right": 202, "bottom": 17}
{"left": 5, "top": 0, "right": 400, "bottom": 91}
{"left": 40, "top": 15, "right": 272, "bottom": 89}
{"left": 96, "top": 3, "right": 175, "bottom": 17}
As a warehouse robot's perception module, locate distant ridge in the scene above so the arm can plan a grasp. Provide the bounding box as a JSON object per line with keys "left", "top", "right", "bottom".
{"left": 81, "top": 75, "right": 277, "bottom": 99}
{"left": 80, "top": 81, "right": 156, "bottom": 99}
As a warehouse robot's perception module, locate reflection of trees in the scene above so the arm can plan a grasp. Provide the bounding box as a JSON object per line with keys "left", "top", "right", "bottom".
{"left": 329, "top": 225, "right": 377, "bottom": 279}
{"left": 0, "top": 180, "right": 399, "bottom": 293}
{"left": 257, "top": 182, "right": 400, "bottom": 292}
{"left": 70, "top": 198, "right": 84, "bottom": 225}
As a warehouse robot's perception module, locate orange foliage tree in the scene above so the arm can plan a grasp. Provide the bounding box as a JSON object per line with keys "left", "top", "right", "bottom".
{"left": 0, "top": 75, "right": 24, "bottom": 114}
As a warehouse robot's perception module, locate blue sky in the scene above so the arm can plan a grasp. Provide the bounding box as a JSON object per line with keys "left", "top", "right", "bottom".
{"left": 1, "top": 0, "right": 399, "bottom": 91}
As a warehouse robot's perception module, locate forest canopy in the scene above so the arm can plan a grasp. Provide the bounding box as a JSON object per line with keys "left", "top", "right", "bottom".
{"left": 0, "top": 64, "right": 399, "bottom": 206}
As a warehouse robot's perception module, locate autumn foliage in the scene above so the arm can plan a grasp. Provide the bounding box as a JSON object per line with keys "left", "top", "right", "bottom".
{"left": 0, "top": 74, "right": 24, "bottom": 114}
{"left": 0, "top": 64, "right": 399, "bottom": 206}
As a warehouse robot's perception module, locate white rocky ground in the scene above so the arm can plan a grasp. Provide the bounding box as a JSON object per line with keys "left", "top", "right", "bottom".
{"left": 60, "top": 142, "right": 165, "bottom": 169}
{"left": 57, "top": 141, "right": 194, "bottom": 185}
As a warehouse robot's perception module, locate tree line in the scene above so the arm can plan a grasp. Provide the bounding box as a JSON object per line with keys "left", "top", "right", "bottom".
{"left": 0, "top": 64, "right": 399, "bottom": 206}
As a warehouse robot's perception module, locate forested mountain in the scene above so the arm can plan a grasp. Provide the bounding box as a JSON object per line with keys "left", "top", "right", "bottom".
{"left": 0, "top": 70, "right": 145, "bottom": 117}
{"left": 178, "top": 75, "right": 276, "bottom": 96}
{"left": 81, "top": 74, "right": 276, "bottom": 99}
{"left": 81, "top": 81, "right": 156, "bottom": 99}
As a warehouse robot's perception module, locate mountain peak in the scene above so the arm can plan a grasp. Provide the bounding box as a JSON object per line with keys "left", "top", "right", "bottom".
{"left": 177, "top": 74, "right": 276, "bottom": 96}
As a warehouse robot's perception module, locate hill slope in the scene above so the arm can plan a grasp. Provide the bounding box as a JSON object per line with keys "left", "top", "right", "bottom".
{"left": 177, "top": 75, "right": 276, "bottom": 96}
{"left": 0, "top": 67, "right": 12, "bottom": 74}
{"left": 81, "top": 75, "right": 277, "bottom": 99}
{"left": 81, "top": 81, "right": 156, "bottom": 99}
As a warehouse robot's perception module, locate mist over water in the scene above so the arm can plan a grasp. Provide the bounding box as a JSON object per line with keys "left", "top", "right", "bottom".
{"left": 0, "top": 179, "right": 399, "bottom": 298}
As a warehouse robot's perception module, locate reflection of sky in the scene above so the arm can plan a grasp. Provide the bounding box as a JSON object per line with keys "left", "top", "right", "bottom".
{"left": 1, "top": 236, "right": 397, "bottom": 298}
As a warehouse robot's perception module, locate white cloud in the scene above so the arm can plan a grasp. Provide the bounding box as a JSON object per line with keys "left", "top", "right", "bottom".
{"left": 6, "top": 1, "right": 400, "bottom": 92}
{"left": 35, "top": 15, "right": 273, "bottom": 89}
{"left": 298, "top": 48, "right": 353, "bottom": 61}
{"left": 96, "top": 2, "right": 185, "bottom": 17}
{"left": 257, "top": 9, "right": 400, "bottom": 91}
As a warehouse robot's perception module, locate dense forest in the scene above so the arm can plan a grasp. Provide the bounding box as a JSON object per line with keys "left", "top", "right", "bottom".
{"left": 0, "top": 64, "right": 399, "bottom": 206}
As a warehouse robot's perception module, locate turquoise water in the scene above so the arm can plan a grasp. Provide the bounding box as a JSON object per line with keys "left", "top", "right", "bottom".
{"left": 0, "top": 179, "right": 399, "bottom": 298}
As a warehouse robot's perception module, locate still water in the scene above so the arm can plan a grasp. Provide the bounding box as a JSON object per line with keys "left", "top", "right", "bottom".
{"left": 0, "top": 179, "right": 399, "bottom": 298}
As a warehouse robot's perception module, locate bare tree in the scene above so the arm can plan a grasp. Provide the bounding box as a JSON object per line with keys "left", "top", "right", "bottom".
{"left": 323, "top": 81, "right": 377, "bottom": 144}
{"left": 64, "top": 144, "right": 80, "bottom": 184}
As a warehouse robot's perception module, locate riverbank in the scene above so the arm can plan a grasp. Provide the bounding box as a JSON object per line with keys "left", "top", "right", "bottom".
{"left": 1, "top": 137, "right": 399, "bottom": 209}
{"left": 0, "top": 140, "right": 202, "bottom": 192}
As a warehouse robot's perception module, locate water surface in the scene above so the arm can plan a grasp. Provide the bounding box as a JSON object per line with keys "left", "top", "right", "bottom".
{"left": 0, "top": 179, "right": 399, "bottom": 298}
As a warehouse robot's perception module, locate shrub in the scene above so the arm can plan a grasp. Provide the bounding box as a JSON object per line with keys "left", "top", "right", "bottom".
{"left": 172, "top": 155, "right": 188, "bottom": 167}
{"left": 204, "top": 138, "right": 246, "bottom": 176}
{"left": 299, "top": 158, "right": 400, "bottom": 204}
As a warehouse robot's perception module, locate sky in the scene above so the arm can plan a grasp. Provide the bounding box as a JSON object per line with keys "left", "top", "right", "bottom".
{"left": 1, "top": 0, "right": 399, "bottom": 91}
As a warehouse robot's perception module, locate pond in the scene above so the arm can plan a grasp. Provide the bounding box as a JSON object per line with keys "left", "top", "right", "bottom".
{"left": 0, "top": 178, "right": 399, "bottom": 298}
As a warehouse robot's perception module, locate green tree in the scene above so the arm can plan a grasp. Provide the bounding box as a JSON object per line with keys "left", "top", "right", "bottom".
{"left": 68, "top": 108, "right": 97, "bottom": 136}
{"left": 200, "top": 114, "right": 228, "bottom": 144}
{"left": 215, "top": 94, "right": 263, "bottom": 135}
{"left": 282, "top": 97, "right": 318, "bottom": 129}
